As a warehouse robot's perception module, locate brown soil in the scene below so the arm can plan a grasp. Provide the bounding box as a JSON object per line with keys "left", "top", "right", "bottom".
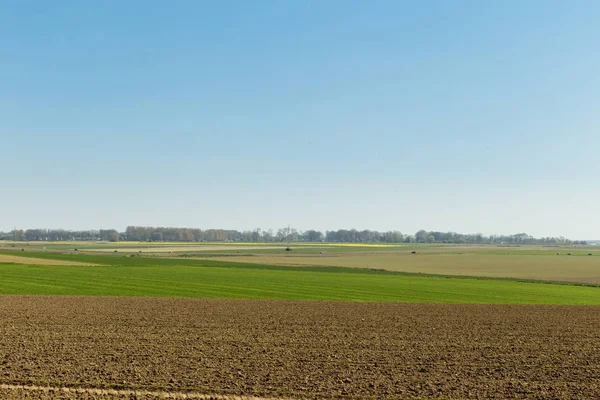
{"left": 0, "top": 296, "right": 598, "bottom": 399}
{"left": 0, "top": 384, "right": 286, "bottom": 399}
{"left": 202, "top": 253, "right": 600, "bottom": 284}
{"left": 0, "top": 254, "right": 99, "bottom": 266}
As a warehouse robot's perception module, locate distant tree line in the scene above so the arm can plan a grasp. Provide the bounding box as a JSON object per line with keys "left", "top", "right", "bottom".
{"left": 0, "top": 226, "right": 585, "bottom": 245}
{"left": 0, "top": 229, "right": 120, "bottom": 242}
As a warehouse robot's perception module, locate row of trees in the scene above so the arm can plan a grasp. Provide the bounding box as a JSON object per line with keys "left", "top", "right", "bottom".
{"left": 412, "top": 230, "right": 576, "bottom": 245}
{"left": 0, "top": 226, "right": 582, "bottom": 245}
{"left": 0, "top": 229, "right": 120, "bottom": 242}
{"left": 124, "top": 226, "right": 230, "bottom": 242}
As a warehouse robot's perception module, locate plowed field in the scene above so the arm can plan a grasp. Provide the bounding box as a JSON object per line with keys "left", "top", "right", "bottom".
{"left": 0, "top": 296, "right": 598, "bottom": 399}
{"left": 208, "top": 253, "right": 600, "bottom": 284}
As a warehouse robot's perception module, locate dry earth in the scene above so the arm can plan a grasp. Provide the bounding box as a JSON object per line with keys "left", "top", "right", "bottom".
{"left": 0, "top": 384, "right": 288, "bottom": 399}
{"left": 0, "top": 296, "right": 598, "bottom": 399}
{"left": 0, "top": 254, "right": 99, "bottom": 266}
{"left": 207, "top": 253, "right": 600, "bottom": 283}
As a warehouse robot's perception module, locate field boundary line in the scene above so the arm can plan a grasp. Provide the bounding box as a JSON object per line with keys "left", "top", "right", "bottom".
{"left": 0, "top": 383, "right": 300, "bottom": 400}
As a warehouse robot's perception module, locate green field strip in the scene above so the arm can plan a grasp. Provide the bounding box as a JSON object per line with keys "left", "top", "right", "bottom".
{"left": 0, "top": 263, "right": 598, "bottom": 304}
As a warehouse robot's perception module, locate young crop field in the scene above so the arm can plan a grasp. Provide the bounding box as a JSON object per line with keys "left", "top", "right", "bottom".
{"left": 0, "top": 252, "right": 599, "bottom": 304}
{"left": 5, "top": 242, "right": 600, "bottom": 284}
{"left": 0, "top": 296, "right": 599, "bottom": 399}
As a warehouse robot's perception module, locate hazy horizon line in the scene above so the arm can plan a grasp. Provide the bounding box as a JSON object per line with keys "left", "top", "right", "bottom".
{"left": 2, "top": 225, "right": 594, "bottom": 241}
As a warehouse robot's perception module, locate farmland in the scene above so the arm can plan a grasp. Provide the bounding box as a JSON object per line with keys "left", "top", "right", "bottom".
{"left": 0, "top": 253, "right": 100, "bottom": 266}
{"left": 0, "top": 251, "right": 599, "bottom": 303}
{"left": 214, "top": 253, "right": 600, "bottom": 283}
{"left": 0, "top": 242, "right": 599, "bottom": 398}
{"left": 3, "top": 240, "right": 600, "bottom": 284}
{"left": 0, "top": 296, "right": 599, "bottom": 399}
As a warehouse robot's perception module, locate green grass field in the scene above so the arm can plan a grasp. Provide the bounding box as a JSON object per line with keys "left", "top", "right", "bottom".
{"left": 0, "top": 251, "right": 599, "bottom": 304}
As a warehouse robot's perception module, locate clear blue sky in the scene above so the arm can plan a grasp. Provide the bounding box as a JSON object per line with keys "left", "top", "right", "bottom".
{"left": 2, "top": 1, "right": 599, "bottom": 239}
